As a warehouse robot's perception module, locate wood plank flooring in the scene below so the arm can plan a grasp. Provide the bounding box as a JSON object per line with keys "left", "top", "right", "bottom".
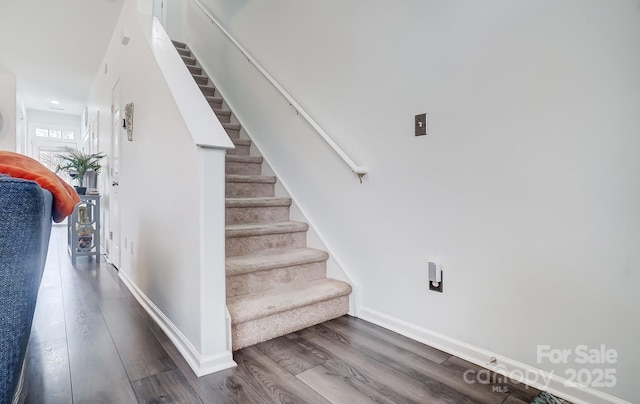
{"left": 23, "top": 227, "right": 541, "bottom": 403}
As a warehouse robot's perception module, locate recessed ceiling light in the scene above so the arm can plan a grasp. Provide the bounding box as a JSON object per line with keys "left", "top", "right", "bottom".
{"left": 50, "top": 100, "right": 61, "bottom": 105}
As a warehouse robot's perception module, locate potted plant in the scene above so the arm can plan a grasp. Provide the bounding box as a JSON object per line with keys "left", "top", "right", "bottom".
{"left": 55, "top": 147, "right": 105, "bottom": 195}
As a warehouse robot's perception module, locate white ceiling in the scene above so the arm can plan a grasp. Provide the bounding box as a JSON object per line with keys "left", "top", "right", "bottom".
{"left": 0, "top": 0, "right": 126, "bottom": 115}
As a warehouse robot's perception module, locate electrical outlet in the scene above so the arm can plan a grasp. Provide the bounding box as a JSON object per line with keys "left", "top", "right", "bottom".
{"left": 415, "top": 113, "right": 427, "bottom": 136}
{"left": 429, "top": 272, "right": 443, "bottom": 292}
{"left": 428, "top": 262, "right": 443, "bottom": 292}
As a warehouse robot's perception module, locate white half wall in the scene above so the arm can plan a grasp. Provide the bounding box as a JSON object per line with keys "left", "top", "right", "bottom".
{"left": 187, "top": 0, "right": 640, "bottom": 402}
{"left": 87, "top": 0, "right": 233, "bottom": 375}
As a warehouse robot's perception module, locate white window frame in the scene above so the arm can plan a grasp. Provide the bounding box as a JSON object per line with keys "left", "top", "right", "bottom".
{"left": 28, "top": 123, "right": 81, "bottom": 158}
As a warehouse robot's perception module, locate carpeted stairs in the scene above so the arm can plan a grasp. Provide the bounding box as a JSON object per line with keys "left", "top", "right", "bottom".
{"left": 173, "top": 41, "right": 352, "bottom": 351}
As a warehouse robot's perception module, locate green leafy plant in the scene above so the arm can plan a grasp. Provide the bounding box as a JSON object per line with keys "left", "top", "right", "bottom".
{"left": 55, "top": 147, "right": 105, "bottom": 187}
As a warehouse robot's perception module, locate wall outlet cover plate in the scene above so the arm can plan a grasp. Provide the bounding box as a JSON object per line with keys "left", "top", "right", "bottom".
{"left": 415, "top": 113, "right": 427, "bottom": 136}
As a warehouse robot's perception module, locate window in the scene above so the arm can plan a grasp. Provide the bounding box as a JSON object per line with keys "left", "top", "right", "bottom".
{"left": 37, "top": 147, "right": 73, "bottom": 184}
{"left": 35, "top": 127, "right": 74, "bottom": 140}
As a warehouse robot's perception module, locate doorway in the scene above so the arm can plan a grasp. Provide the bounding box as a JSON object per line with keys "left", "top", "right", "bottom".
{"left": 109, "top": 80, "right": 122, "bottom": 269}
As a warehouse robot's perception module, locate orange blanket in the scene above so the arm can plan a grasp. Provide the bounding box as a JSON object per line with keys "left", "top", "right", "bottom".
{"left": 0, "top": 151, "right": 80, "bottom": 223}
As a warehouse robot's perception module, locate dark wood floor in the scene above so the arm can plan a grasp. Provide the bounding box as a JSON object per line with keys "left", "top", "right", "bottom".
{"left": 23, "top": 227, "right": 540, "bottom": 403}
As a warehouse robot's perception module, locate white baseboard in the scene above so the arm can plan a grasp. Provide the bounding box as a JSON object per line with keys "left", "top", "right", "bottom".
{"left": 119, "top": 271, "right": 236, "bottom": 376}
{"left": 358, "top": 308, "right": 629, "bottom": 404}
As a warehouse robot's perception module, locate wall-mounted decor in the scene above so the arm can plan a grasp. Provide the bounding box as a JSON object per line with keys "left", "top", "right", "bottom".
{"left": 124, "top": 102, "right": 134, "bottom": 141}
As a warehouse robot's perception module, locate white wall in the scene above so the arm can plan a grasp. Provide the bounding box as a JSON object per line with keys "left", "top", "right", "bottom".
{"left": 27, "top": 110, "right": 81, "bottom": 129}
{"left": 88, "top": 0, "right": 232, "bottom": 375}
{"left": 165, "top": 0, "right": 188, "bottom": 42}
{"left": 188, "top": 0, "right": 640, "bottom": 402}
{"left": 0, "top": 71, "right": 16, "bottom": 151}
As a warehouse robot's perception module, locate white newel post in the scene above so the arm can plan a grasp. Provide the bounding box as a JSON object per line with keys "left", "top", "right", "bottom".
{"left": 197, "top": 146, "right": 235, "bottom": 374}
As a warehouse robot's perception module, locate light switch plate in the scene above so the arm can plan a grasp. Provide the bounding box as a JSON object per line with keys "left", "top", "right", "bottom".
{"left": 415, "top": 113, "right": 427, "bottom": 136}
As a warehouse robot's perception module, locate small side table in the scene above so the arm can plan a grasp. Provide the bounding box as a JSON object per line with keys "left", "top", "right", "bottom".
{"left": 67, "top": 194, "right": 101, "bottom": 264}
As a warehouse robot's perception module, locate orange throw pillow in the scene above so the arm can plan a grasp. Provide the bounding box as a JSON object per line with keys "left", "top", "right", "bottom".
{"left": 0, "top": 151, "right": 81, "bottom": 223}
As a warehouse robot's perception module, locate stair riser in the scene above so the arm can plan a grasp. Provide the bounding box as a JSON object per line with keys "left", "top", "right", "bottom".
{"left": 227, "top": 144, "right": 250, "bottom": 156}
{"left": 208, "top": 99, "right": 222, "bottom": 109}
{"left": 194, "top": 76, "right": 208, "bottom": 85}
{"left": 225, "top": 161, "right": 261, "bottom": 176}
{"left": 225, "top": 206, "right": 289, "bottom": 225}
{"left": 226, "top": 232, "right": 306, "bottom": 257}
{"left": 187, "top": 65, "right": 202, "bottom": 75}
{"left": 225, "top": 182, "right": 273, "bottom": 198}
{"left": 200, "top": 86, "right": 215, "bottom": 96}
{"left": 182, "top": 56, "right": 196, "bottom": 66}
{"left": 215, "top": 112, "right": 231, "bottom": 123}
{"left": 231, "top": 296, "right": 349, "bottom": 350}
{"left": 227, "top": 261, "right": 326, "bottom": 298}
{"left": 225, "top": 128, "right": 240, "bottom": 139}
{"left": 177, "top": 48, "right": 190, "bottom": 57}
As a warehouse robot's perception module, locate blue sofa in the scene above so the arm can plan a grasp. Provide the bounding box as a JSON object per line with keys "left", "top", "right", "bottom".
{"left": 0, "top": 175, "right": 53, "bottom": 403}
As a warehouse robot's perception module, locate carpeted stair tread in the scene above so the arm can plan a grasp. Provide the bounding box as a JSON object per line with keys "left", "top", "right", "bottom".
{"left": 225, "top": 196, "right": 290, "bottom": 223}
{"left": 225, "top": 196, "right": 289, "bottom": 208}
{"left": 226, "top": 247, "right": 328, "bottom": 276}
{"left": 192, "top": 74, "right": 208, "bottom": 85}
{"left": 226, "top": 174, "right": 275, "bottom": 184}
{"left": 213, "top": 108, "right": 231, "bottom": 117}
{"left": 226, "top": 221, "right": 308, "bottom": 238}
{"left": 199, "top": 85, "right": 216, "bottom": 96}
{"left": 187, "top": 65, "right": 202, "bottom": 75}
{"left": 206, "top": 95, "right": 223, "bottom": 105}
{"left": 214, "top": 109, "right": 232, "bottom": 123}
{"left": 222, "top": 122, "right": 241, "bottom": 131}
{"left": 231, "top": 138, "right": 251, "bottom": 146}
{"left": 181, "top": 55, "right": 196, "bottom": 65}
{"left": 177, "top": 48, "right": 191, "bottom": 57}
{"left": 172, "top": 40, "right": 187, "bottom": 49}
{"left": 225, "top": 155, "right": 263, "bottom": 164}
{"left": 227, "top": 278, "right": 351, "bottom": 325}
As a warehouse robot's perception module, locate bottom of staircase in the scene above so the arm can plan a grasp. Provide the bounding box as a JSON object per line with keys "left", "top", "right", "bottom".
{"left": 171, "top": 39, "right": 353, "bottom": 352}
{"left": 228, "top": 279, "right": 351, "bottom": 351}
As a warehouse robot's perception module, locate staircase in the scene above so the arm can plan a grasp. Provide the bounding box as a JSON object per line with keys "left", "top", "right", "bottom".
{"left": 173, "top": 41, "right": 352, "bottom": 351}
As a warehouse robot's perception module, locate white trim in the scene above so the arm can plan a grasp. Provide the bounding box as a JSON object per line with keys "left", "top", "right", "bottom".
{"left": 189, "top": 0, "right": 367, "bottom": 181}
{"left": 119, "top": 270, "right": 236, "bottom": 376}
{"left": 358, "top": 308, "right": 631, "bottom": 404}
